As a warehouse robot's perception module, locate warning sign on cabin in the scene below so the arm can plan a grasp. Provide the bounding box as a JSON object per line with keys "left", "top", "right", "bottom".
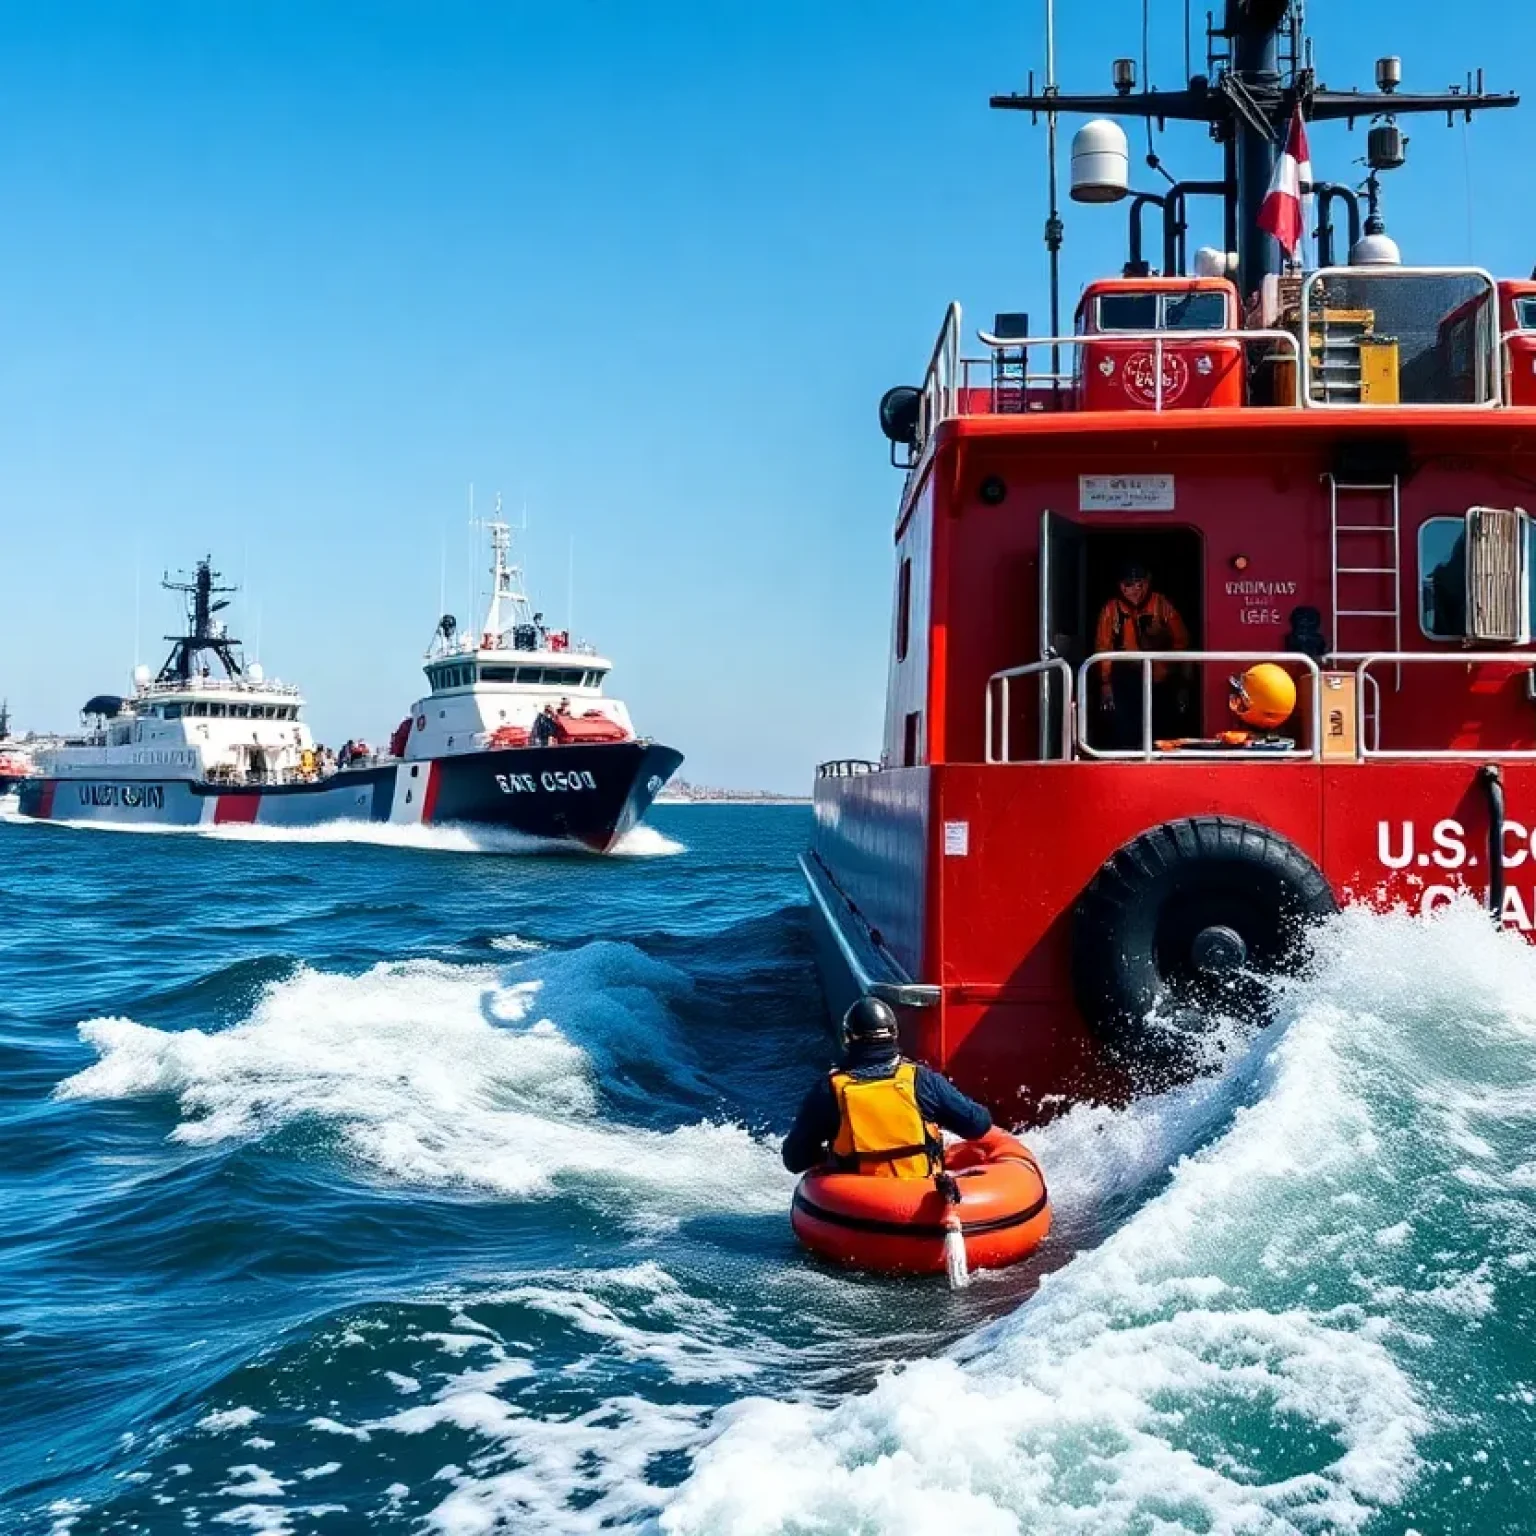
{"left": 1079, "top": 474, "right": 1176, "bottom": 512}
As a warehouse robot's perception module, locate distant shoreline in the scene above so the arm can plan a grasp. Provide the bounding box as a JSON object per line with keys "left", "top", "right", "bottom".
{"left": 654, "top": 796, "right": 810, "bottom": 807}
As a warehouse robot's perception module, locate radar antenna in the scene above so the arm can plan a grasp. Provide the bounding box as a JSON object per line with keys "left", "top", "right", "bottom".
{"left": 990, "top": 0, "right": 1517, "bottom": 295}
{"left": 157, "top": 557, "right": 243, "bottom": 683}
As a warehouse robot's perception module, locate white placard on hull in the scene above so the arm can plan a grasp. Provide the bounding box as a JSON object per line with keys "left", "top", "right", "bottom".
{"left": 1079, "top": 474, "right": 1175, "bottom": 512}
{"left": 943, "top": 820, "right": 969, "bottom": 857}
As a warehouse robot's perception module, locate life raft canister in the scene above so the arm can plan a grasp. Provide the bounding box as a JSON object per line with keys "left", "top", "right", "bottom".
{"left": 1071, "top": 815, "right": 1336, "bottom": 1068}
{"left": 828, "top": 1061, "right": 941, "bottom": 1179}
{"left": 792, "top": 1126, "right": 1051, "bottom": 1276}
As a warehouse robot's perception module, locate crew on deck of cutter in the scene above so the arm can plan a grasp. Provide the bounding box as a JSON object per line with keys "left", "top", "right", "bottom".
{"left": 1094, "top": 560, "right": 1193, "bottom": 749}
{"left": 781, "top": 997, "right": 992, "bottom": 1177}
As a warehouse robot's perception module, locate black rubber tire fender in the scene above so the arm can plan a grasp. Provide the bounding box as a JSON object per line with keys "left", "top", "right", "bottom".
{"left": 1071, "top": 815, "right": 1338, "bottom": 1053}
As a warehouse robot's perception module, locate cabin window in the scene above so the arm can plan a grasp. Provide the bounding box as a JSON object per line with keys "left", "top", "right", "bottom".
{"left": 1163, "top": 291, "right": 1227, "bottom": 330}
{"left": 164, "top": 703, "right": 182, "bottom": 719}
{"left": 896, "top": 557, "right": 912, "bottom": 662}
{"left": 191, "top": 702, "right": 208, "bottom": 717}
{"left": 1419, "top": 516, "right": 1467, "bottom": 638}
{"left": 1516, "top": 298, "right": 1536, "bottom": 330}
{"left": 553, "top": 667, "right": 584, "bottom": 686}
{"left": 1096, "top": 291, "right": 1227, "bottom": 333}
{"left": 1098, "top": 294, "right": 1158, "bottom": 330}
{"left": 480, "top": 665, "right": 519, "bottom": 683}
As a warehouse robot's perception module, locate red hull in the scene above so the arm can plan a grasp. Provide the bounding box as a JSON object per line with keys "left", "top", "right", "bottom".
{"left": 808, "top": 396, "right": 1536, "bottom": 1119}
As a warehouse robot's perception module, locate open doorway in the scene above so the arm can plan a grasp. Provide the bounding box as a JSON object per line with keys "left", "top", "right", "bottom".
{"left": 1043, "top": 521, "right": 1204, "bottom": 750}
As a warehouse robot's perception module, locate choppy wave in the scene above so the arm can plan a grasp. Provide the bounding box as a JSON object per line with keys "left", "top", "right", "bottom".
{"left": 663, "top": 900, "right": 1536, "bottom": 1535}
{"left": 21, "top": 841, "right": 1536, "bottom": 1535}
{"left": 58, "top": 944, "right": 789, "bottom": 1226}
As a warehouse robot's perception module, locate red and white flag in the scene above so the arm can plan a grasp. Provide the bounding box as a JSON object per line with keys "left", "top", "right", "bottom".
{"left": 1257, "top": 107, "right": 1312, "bottom": 257}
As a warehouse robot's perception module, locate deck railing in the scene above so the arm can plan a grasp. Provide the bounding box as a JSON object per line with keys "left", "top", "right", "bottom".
{"left": 913, "top": 279, "right": 1527, "bottom": 449}
{"left": 984, "top": 651, "right": 1328, "bottom": 764}
{"left": 1074, "top": 652, "right": 1324, "bottom": 762}
{"left": 971, "top": 326, "right": 1304, "bottom": 410}
{"left": 1354, "top": 652, "right": 1536, "bottom": 760}
{"left": 913, "top": 303, "right": 1307, "bottom": 451}
{"left": 984, "top": 659, "right": 1073, "bottom": 765}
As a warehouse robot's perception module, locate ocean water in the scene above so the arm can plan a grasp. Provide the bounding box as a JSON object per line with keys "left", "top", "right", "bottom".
{"left": 2, "top": 806, "right": 1534, "bottom": 1535}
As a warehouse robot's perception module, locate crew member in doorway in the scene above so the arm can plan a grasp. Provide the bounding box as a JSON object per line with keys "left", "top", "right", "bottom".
{"left": 781, "top": 997, "right": 992, "bottom": 1177}
{"left": 530, "top": 704, "right": 559, "bottom": 746}
{"left": 1093, "top": 560, "right": 1192, "bottom": 749}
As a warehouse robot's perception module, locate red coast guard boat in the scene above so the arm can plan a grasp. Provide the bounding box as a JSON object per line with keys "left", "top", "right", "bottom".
{"left": 804, "top": 2, "right": 1535, "bottom": 1117}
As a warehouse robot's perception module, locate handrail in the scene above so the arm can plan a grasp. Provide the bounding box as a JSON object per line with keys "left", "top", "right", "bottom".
{"left": 135, "top": 678, "right": 303, "bottom": 698}
{"left": 916, "top": 302, "right": 963, "bottom": 454}
{"left": 1301, "top": 265, "right": 1501, "bottom": 410}
{"left": 1500, "top": 329, "right": 1536, "bottom": 407}
{"left": 1354, "top": 651, "right": 1536, "bottom": 760}
{"left": 984, "top": 658, "right": 1073, "bottom": 764}
{"left": 797, "top": 852, "right": 939, "bottom": 1008}
{"left": 1074, "top": 651, "right": 1323, "bottom": 761}
{"left": 971, "top": 327, "right": 1304, "bottom": 410}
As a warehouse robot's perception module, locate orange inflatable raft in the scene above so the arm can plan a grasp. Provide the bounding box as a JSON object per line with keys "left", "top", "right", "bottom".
{"left": 790, "top": 1126, "right": 1051, "bottom": 1275}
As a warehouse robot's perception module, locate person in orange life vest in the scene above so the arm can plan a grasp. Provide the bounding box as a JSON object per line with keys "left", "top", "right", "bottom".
{"left": 1093, "top": 560, "right": 1193, "bottom": 749}
{"left": 780, "top": 997, "right": 992, "bottom": 1177}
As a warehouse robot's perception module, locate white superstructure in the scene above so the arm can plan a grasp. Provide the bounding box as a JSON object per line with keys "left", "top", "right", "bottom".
{"left": 398, "top": 517, "right": 635, "bottom": 760}
{"left": 38, "top": 559, "right": 319, "bottom": 785}
{"left": 40, "top": 671, "right": 314, "bottom": 783}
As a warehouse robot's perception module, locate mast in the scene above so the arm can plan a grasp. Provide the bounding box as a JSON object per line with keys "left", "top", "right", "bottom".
{"left": 156, "top": 558, "right": 243, "bottom": 683}
{"left": 479, "top": 508, "right": 536, "bottom": 644}
{"left": 990, "top": 0, "right": 1517, "bottom": 297}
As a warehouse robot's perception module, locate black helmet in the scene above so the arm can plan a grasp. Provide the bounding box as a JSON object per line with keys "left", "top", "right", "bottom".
{"left": 841, "top": 995, "right": 899, "bottom": 1049}
{"left": 1118, "top": 559, "right": 1150, "bottom": 583}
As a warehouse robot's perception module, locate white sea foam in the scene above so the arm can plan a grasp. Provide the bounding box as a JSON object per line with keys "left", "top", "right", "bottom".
{"left": 656, "top": 900, "right": 1536, "bottom": 1535}
{"left": 61, "top": 895, "right": 1536, "bottom": 1534}
{"left": 30, "top": 812, "right": 684, "bottom": 858}
{"left": 56, "top": 945, "right": 788, "bottom": 1226}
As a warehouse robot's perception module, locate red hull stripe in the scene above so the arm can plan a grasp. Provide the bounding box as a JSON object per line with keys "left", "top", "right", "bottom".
{"left": 36, "top": 781, "right": 57, "bottom": 819}
{"left": 214, "top": 794, "right": 261, "bottom": 825}
{"left": 420, "top": 762, "right": 441, "bottom": 824}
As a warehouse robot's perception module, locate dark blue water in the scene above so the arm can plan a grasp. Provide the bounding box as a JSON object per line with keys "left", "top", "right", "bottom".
{"left": 5, "top": 808, "right": 1536, "bottom": 1534}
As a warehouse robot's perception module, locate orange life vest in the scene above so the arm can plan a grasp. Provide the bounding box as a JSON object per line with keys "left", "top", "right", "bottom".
{"left": 828, "top": 1061, "right": 942, "bottom": 1179}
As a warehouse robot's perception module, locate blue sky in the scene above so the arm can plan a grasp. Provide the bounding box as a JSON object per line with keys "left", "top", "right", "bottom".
{"left": 1, "top": 0, "right": 1531, "bottom": 790}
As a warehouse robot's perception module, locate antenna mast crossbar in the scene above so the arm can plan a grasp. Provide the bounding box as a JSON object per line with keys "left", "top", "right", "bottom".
{"left": 990, "top": 0, "right": 1518, "bottom": 294}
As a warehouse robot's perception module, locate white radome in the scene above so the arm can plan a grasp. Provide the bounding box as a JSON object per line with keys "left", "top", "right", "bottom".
{"left": 1070, "top": 120, "right": 1130, "bottom": 204}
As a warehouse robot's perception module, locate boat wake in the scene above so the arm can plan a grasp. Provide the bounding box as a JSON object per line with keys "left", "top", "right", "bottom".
{"left": 666, "top": 899, "right": 1536, "bottom": 1534}
{"left": 46, "top": 898, "right": 1536, "bottom": 1534}
{"left": 58, "top": 943, "right": 784, "bottom": 1225}
{"left": 27, "top": 815, "right": 686, "bottom": 858}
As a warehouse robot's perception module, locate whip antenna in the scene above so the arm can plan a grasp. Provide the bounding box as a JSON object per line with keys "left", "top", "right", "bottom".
{"left": 1043, "top": 0, "right": 1062, "bottom": 382}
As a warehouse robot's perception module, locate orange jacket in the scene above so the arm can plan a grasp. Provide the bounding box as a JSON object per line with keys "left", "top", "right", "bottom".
{"left": 1094, "top": 592, "right": 1191, "bottom": 688}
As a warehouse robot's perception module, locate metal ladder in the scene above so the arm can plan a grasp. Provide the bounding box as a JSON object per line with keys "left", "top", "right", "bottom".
{"left": 990, "top": 345, "right": 1027, "bottom": 414}
{"left": 1310, "top": 310, "right": 1374, "bottom": 402}
{"left": 1327, "top": 473, "right": 1403, "bottom": 690}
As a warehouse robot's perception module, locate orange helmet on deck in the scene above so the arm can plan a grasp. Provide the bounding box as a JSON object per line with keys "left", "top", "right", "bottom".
{"left": 1229, "top": 663, "right": 1297, "bottom": 730}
